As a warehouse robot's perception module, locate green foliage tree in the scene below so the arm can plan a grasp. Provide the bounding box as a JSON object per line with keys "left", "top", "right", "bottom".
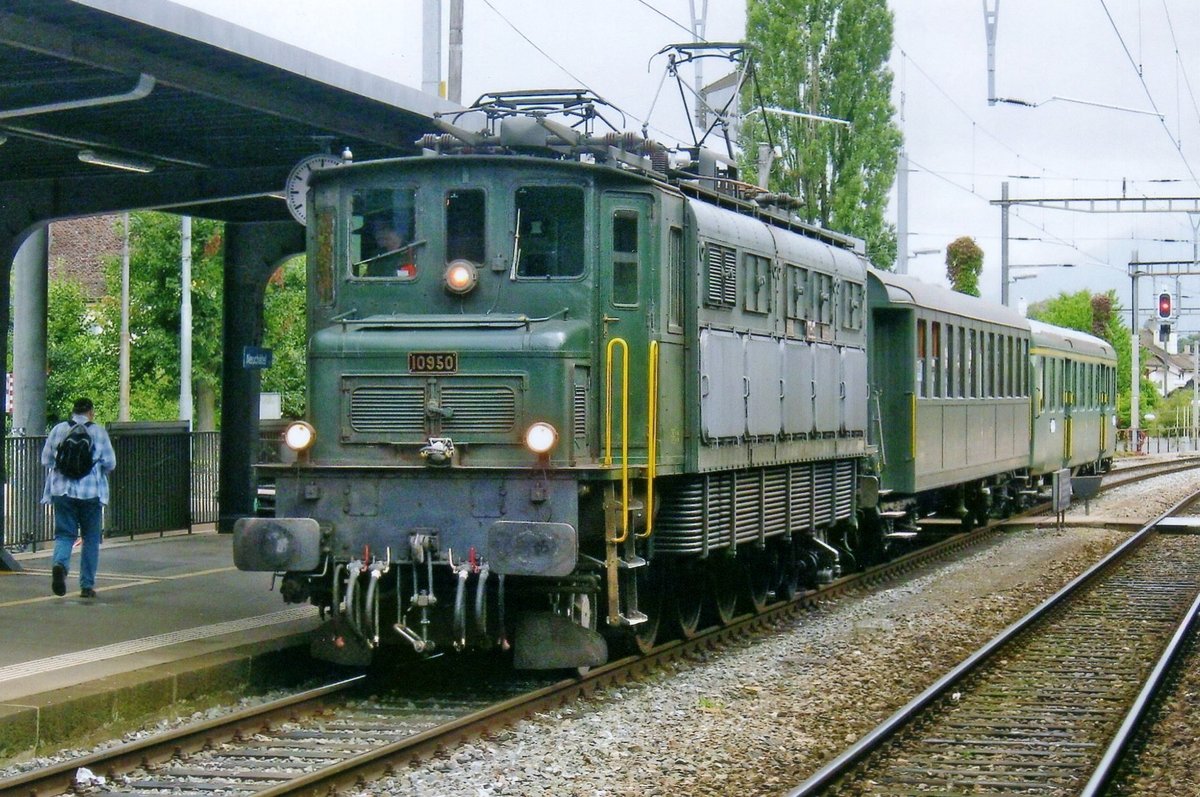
{"left": 43, "top": 280, "right": 118, "bottom": 428}
{"left": 744, "top": 0, "right": 901, "bottom": 267}
{"left": 944, "top": 236, "right": 983, "bottom": 297}
{"left": 102, "top": 212, "right": 225, "bottom": 427}
{"left": 261, "top": 256, "right": 308, "bottom": 418}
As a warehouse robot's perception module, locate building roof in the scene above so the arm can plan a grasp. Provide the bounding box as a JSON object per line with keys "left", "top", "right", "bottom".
{"left": 0, "top": 0, "right": 459, "bottom": 226}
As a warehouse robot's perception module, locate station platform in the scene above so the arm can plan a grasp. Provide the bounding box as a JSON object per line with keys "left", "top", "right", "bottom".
{"left": 0, "top": 531, "right": 326, "bottom": 761}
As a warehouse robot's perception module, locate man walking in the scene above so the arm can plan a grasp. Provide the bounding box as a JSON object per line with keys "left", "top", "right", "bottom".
{"left": 41, "top": 397, "right": 117, "bottom": 599}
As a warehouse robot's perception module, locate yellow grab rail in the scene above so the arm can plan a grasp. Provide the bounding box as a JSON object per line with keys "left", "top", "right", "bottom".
{"left": 604, "top": 337, "right": 630, "bottom": 543}
{"left": 638, "top": 341, "right": 660, "bottom": 540}
{"left": 908, "top": 392, "right": 917, "bottom": 460}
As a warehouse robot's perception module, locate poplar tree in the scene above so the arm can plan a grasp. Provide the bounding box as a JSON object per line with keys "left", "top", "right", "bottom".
{"left": 744, "top": 0, "right": 901, "bottom": 267}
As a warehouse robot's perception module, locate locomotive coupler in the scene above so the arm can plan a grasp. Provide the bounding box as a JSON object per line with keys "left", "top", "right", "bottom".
{"left": 420, "top": 437, "right": 455, "bottom": 466}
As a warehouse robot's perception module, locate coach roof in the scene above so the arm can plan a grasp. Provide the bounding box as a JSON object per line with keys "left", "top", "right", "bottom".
{"left": 868, "top": 268, "right": 1031, "bottom": 332}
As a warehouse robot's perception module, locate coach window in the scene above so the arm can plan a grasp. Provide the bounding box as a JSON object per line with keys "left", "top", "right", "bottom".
{"left": 966, "top": 329, "right": 974, "bottom": 398}
{"left": 959, "top": 327, "right": 968, "bottom": 398}
{"left": 916, "top": 319, "right": 927, "bottom": 397}
{"left": 350, "top": 187, "right": 419, "bottom": 280}
{"left": 946, "top": 324, "right": 956, "bottom": 397}
{"left": 515, "top": 186, "right": 585, "bottom": 278}
{"left": 446, "top": 189, "right": 485, "bottom": 264}
{"left": 930, "top": 322, "right": 942, "bottom": 397}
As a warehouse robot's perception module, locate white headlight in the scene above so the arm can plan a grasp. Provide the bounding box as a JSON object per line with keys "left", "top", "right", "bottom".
{"left": 284, "top": 421, "right": 316, "bottom": 451}
{"left": 444, "top": 259, "right": 478, "bottom": 294}
{"left": 525, "top": 422, "right": 558, "bottom": 454}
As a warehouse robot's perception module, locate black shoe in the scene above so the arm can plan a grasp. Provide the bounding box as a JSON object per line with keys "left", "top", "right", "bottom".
{"left": 51, "top": 564, "right": 66, "bottom": 597}
{"left": 80, "top": 588, "right": 97, "bottom": 599}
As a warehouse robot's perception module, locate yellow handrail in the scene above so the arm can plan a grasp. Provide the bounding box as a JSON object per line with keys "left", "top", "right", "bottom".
{"left": 908, "top": 392, "right": 917, "bottom": 460}
{"left": 638, "top": 341, "right": 659, "bottom": 540}
{"left": 604, "top": 337, "right": 630, "bottom": 543}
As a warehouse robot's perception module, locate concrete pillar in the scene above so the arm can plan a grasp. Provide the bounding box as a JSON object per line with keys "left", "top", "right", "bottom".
{"left": 12, "top": 224, "right": 49, "bottom": 434}
{"left": 0, "top": 231, "right": 15, "bottom": 567}
{"left": 218, "top": 221, "right": 304, "bottom": 532}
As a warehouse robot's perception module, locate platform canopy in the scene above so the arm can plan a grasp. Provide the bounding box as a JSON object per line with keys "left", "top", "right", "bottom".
{"left": 0, "top": 0, "right": 459, "bottom": 226}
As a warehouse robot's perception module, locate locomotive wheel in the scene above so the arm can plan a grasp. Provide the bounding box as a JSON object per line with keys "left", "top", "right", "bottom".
{"left": 710, "top": 557, "right": 739, "bottom": 625}
{"left": 774, "top": 539, "right": 802, "bottom": 602}
{"left": 670, "top": 561, "right": 704, "bottom": 639}
{"left": 741, "top": 547, "right": 774, "bottom": 613}
{"left": 629, "top": 564, "right": 662, "bottom": 655}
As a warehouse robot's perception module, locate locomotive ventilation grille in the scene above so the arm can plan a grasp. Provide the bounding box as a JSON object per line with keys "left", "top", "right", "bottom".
{"left": 346, "top": 378, "right": 517, "bottom": 439}
{"left": 654, "top": 459, "right": 856, "bottom": 554}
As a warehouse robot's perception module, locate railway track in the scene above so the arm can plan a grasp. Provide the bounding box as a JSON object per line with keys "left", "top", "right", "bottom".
{"left": 786, "top": 489, "right": 1200, "bottom": 797}
{"left": 4, "top": 461, "right": 1198, "bottom": 797}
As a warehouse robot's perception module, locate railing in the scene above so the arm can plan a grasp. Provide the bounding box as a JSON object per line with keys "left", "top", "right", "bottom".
{"left": 1116, "top": 427, "right": 1200, "bottom": 455}
{"left": 3, "top": 426, "right": 223, "bottom": 552}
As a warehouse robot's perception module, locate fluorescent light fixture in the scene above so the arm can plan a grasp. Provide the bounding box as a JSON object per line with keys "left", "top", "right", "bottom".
{"left": 77, "top": 149, "right": 155, "bottom": 173}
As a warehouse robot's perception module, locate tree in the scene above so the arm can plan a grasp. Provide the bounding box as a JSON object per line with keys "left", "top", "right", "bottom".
{"left": 744, "top": 0, "right": 901, "bottom": 267}
{"left": 945, "top": 236, "right": 983, "bottom": 297}
{"left": 102, "top": 212, "right": 225, "bottom": 428}
{"left": 261, "top": 256, "right": 308, "bottom": 418}
{"left": 44, "top": 280, "right": 118, "bottom": 427}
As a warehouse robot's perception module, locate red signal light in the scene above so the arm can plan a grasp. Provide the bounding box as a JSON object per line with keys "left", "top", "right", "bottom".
{"left": 1157, "top": 292, "right": 1172, "bottom": 320}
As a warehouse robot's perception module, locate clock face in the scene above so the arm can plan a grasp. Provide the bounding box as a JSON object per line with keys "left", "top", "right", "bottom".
{"left": 285, "top": 154, "right": 343, "bottom": 225}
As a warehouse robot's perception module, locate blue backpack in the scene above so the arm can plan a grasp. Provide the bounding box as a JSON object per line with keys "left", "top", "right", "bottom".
{"left": 54, "top": 421, "right": 95, "bottom": 479}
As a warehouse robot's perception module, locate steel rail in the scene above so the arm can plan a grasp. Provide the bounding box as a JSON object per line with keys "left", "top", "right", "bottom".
{"left": 1079, "top": 587, "right": 1200, "bottom": 796}
{"left": 0, "top": 677, "right": 365, "bottom": 797}
{"left": 784, "top": 485, "right": 1200, "bottom": 797}
{"left": 4, "top": 460, "right": 1196, "bottom": 797}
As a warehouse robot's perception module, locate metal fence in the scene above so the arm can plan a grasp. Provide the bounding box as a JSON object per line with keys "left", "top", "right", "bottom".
{"left": 3, "top": 425, "right": 222, "bottom": 552}
{"left": 1116, "top": 427, "right": 1200, "bottom": 455}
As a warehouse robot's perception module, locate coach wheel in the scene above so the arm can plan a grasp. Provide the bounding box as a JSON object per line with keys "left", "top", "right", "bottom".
{"left": 670, "top": 560, "right": 704, "bottom": 639}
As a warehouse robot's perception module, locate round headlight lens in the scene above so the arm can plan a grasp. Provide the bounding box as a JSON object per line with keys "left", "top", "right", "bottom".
{"left": 525, "top": 422, "right": 558, "bottom": 454}
{"left": 284, "top": 421, "right": 316, "bottom": 452}
{"left": 444, "top": 259, "right": 478, "bottom": 294}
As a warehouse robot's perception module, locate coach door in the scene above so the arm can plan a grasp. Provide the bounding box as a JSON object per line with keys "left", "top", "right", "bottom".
{"left": 600, "top": 192, "right": 655, "bottom": 466}
{"left": 1062, "top": 359, "right": 1075, "bottom": 466}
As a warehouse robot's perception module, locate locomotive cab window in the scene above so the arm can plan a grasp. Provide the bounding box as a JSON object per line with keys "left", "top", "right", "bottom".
{"left": 611, "top": 210, "right": 640, "bottom": 306}
{"left": 514, "top": 186, "right": 584, "bottom": 278}
{"left": 446, "top": 189, "right": 486, "bottom": 264}
{"left": 350, "top": 188, "right": 419, "bottom": 280}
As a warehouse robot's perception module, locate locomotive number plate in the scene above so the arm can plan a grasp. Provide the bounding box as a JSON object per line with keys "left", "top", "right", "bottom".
{"left": 409, "top": 352, "right": 458, "bottom": 374}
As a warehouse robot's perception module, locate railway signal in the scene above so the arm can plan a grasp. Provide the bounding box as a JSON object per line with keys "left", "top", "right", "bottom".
{"left": 1157, "top": 291, "right": 1173, "bottom": 320}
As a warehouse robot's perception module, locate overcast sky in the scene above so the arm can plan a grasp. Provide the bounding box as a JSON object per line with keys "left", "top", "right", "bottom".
{"left": 173, "top": 0, "right": 1200, "bottom": 326}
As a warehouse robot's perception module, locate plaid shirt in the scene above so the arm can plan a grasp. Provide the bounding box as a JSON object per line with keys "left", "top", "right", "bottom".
{"left": 41, "top": 414, "right": 117, "bottom": 505}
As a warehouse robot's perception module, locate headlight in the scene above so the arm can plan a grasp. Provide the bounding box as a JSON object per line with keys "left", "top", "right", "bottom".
{"left": 524, "top": 422, "right": 558, "bottom": 454}
{"left": 444, "top": 259, "right": 478, "bottom": 295}
{"left": 284, "top": 421, "right": 316, "bottom": 452}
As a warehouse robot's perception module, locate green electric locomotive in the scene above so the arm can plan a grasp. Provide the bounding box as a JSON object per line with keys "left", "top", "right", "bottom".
{"left": 233, "top": 92, "right": 1116, "bottom": 669}
{"left": 233, "top": 93, "right": 872, "bottom": 668}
